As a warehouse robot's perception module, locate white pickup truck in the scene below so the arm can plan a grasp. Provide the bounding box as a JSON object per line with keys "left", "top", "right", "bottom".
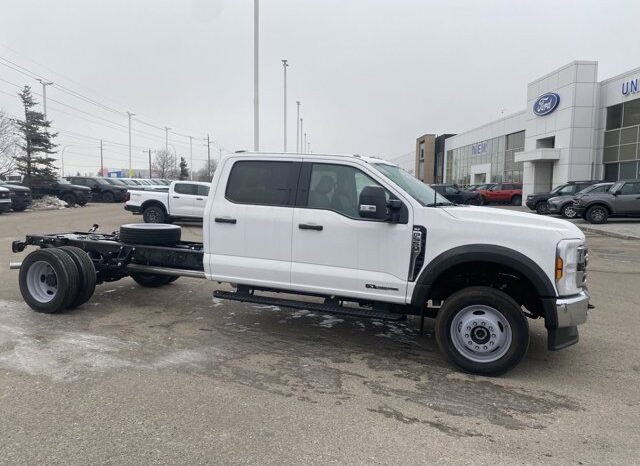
{"left": 12, "top": 152, "right": 591, "bottom": 375}
{"left": 125, "top": 180, "right": 210, "bottom": 223}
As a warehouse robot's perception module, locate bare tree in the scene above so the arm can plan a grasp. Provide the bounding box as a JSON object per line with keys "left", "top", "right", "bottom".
{"left": 193, "top": 159, "right": 218, "bottom": 182}
{"left": 0, "top": 109, "right": 19, "bottom": 179}
{"left": 152, "top": 149, "right": 177, "bottom": 179}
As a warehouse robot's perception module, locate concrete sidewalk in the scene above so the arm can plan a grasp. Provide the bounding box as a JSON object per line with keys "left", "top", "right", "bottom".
{"left": 492, "top": 205, "right": 640, "bottom": 240}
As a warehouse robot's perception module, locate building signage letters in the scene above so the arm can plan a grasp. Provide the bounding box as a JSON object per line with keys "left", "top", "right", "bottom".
{"left": 471, "top": 141, "right": 487, "bottom": 156}
{"left": 622, "top": 79, "right": 639, "bottom": 96}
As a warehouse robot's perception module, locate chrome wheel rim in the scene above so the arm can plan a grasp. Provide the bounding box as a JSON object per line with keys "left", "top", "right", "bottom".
{"left": 26, "top": 260, "right": 58, "bottom": 303}
{"left": 147, "top": 209, "right": 160, "bottom": 222}
{"left": 564, "top": 206, "right": 577, "bottom": 218}
{"left": 450, "top": 305, "right": 512, "bottom": 363}
{"left": 591, "top": 208, "right": 605, "bottom": 222}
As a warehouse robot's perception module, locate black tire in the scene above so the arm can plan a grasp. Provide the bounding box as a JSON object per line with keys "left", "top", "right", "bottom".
{"left": 535, "top": 201, "right": 549, "bottom": 215}
{"left": 19, "top": 248, "right": 80, "bottom": 313}
{"left": 465, "top": 197, "right": 481, "bottom": 206}
{"left": 142, "top": 205, "right": 167, "bottom": 223}
{"left": 561, "top": 203, "right": 578, "bottom": 219}
{"left": 586, "top": 204, "right": 609, "bottom": 224}
{"left": 12, "top": 206, "right": 27, "bottom": 212}
{"left": 61, "top": 193, "right": 77, "bottom": 207}
{"left": 130, "top": 273, "right": 175, "bottom": 288}
{"left": 58, "top": 246, "right": 96, "bottom": 309}
{"left": 119, "top": 223, "right": 181, "bottom": 245}
{"left": 511, "top": 195, "right": 522, "bottom": 206}
{"left": 479, "top": 195, "right": 487, "bottom": 205}
{"left": 102, "top": 191, "right": 115, "bottom": 203}
{"left": 435, "top": 286, "right": 529, "bottom": 376}
{"left": 77, "top": 200, "right": 88, "bottom": 206}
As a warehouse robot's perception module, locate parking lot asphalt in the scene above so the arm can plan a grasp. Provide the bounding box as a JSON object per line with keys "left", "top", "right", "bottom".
{"left": 1, "top": 205, "right": 639, "bottom": 465}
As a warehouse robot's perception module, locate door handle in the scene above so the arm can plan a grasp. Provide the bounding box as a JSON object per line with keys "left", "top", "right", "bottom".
{"left": 196, "top": 197, "right": 204, "bottom": 200}
{"left": 215, "top": 217, "right": 237, "bottom": 224}
{"left": 298, "top": 223, "right": 323, "bottom": 231}
{"left": 172, "top": 196, "right": 180, "bottom": 199}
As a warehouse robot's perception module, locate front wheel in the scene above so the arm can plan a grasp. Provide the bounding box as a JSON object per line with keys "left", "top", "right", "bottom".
{"left": 61, "top": 193, "right": 77, "bottom": 207}
{"left": 102, "top": 191, "right": 115, "bottom": 203}
{"left": 435, "top": 287, "right": 529, "bottom": 376}
{"left": 535, "top": 201, "right": 549, "bottom": 215}
{"left": 142, "top": 205, "right": 167, "bottom": 223}
{"left": 586, "top": 205, "right": 608, "bottom": 224}
{"left": 465, "top": 197, "right": 481, "bottom": 206}
{"left": 511, "top": 195, "right": 522, "bottom": 206}
{"left": 561, "top": 203, "right": 578, "bottom": 219}
{"left": 131, "top": 273, "right": 176, "bottom": 288}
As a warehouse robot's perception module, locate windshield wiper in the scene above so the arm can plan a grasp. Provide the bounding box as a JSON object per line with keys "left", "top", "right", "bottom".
{"left": 425, "top": 202, "right": 455, "bottom": 207}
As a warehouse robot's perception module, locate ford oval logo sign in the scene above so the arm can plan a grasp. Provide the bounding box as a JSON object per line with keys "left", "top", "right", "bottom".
{"left": 533, "top": 92, "right": 560, "bottom": 116}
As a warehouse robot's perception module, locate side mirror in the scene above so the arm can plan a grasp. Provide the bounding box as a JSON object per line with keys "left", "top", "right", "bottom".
{"left": 611, "top": 190, "right": 620, "bottom": 196}
{"left": 359, "top": 186, "right": 387, "bottom": 220}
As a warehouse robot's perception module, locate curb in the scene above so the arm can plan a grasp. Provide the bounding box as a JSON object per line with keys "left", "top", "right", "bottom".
{"left": 576, "top": 224, "right": 640, "bottom": 241}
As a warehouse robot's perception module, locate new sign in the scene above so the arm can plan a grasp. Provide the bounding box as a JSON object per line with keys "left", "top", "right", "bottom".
{"left": 471, "top": 141, "right": 487, "bottom": 156}
{"left": 622, "top": 78, "right": 639, "bottom": 96}
{"left": 533, "top": 93, "right": 560, "bottom": 116}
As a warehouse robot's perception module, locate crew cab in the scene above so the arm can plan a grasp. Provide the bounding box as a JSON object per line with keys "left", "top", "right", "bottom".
{"left": 29, "top": 179, "right": 92, "bottom": 206}
{"left": 125, "top": 180, "right": 210, "bottom": 223}
{"left": 526, "top": 180, "right": 602, "bottom": 215}
{"left": 66, "top": 176, "right": 129, "bottom": 203}
{"left": 476, "top": 183, "right": 522, "bottom": 205}
{"left": 11, "top": 152, "right": 592, "bottom": 376}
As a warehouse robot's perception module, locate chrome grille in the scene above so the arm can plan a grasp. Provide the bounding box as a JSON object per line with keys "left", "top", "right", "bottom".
{"left": 576, "top": 246, "right": 588, "bottom": 287}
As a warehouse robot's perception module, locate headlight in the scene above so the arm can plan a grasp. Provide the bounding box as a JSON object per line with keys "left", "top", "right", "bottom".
{"left": 556, "top": 239, "right": 588, "bottom": 296}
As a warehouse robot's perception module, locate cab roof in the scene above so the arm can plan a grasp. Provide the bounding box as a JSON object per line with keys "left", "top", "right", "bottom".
{"left": 229, "top": 151, "right": 398, "bottom": 167}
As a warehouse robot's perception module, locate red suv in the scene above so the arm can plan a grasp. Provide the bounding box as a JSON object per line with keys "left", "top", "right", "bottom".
{"left": 477, "top": 183, "right": 522, "bottom": 205}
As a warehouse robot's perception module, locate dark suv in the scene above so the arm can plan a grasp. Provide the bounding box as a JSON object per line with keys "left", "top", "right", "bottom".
{"left": 431, "top": 184, "right": 481, "bottom": 205}
{"left": 547, "top": 182, "right": 613, "bottom": 218}
{"left": 525, "top": 181, "right": 602, "bottom": 215}
{"left": 0, "top": 181, "right": 32, "bottom": 211}
{"left": 573, "top": 179, "right": 640, "bottom": 224}
{"left": 66, "top": 176, "right": 129, "bottom": 203}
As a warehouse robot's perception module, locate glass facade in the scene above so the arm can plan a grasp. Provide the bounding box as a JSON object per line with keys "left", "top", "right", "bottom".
{"left": 446, "top": 131, "right": 524, "bottom": 185}
{"left": 603, "top": 97, "right": 640, "bottom": 181}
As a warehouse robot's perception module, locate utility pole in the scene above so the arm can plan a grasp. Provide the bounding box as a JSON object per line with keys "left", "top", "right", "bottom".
{"left": 100, "top": 139, "right": 103, "bottom": 176}
{"left": 308, "top": 141, "right": 311, "bottom": 153}
{"left": 282, "top": 59, "right": 288, "bottom": 152}
{"left": 253, "top": 0, "right": 259, "bottom": 152}
{"left": 304, "top": 132, "right": 307, "bottom": 154}
{"left": 189, "top": 136, "right": 194, "bottom": 180}
{"left": 37, "top": 79, "right": 53, "bottom": 119}
{"left": 126, "top": 112, "right": 135, "bottom": 176}
{"left": 300, "top": 118, "right": 304, "bottom": 153}
{"left": 164, "top": 126, "right": 170, "bottom": 150}
{"left": 296, "top": 101, "right": 300, "bottom": 153}
{"left": 207, "top": 134, "right": 211, "bottom": 179}
{"left": 148, "top": 149, "right": 152, "bottom": 178}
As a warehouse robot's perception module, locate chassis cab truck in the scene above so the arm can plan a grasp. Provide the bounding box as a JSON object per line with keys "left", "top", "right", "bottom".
{"left": 12, "top": 152, "right": 591, "bottom": 375}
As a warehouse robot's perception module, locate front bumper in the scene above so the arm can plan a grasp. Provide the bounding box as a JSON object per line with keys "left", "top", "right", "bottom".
{"left": 543, "top": 288, "right": 591, "bottom": 350}
{"left": 525, "top": 199, "right": 536, "bottom": 210}
{"left": 125, "top": 204, "right": 142, "bottom": 214}
{"left": 0, "top": 201, "right": 11, "bottom": 213}
{"left": 547, "top": 202, "right": 562, "bottom": 214}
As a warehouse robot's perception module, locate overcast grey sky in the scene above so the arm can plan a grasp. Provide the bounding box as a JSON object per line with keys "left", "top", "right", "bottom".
{"left": 0, "top": 0, "right": 639, "bottom": 174}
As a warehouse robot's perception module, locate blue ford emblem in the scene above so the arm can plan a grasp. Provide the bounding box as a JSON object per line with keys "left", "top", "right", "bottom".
{"left": 533, "top": 92, "right": 560, "bottom": 116}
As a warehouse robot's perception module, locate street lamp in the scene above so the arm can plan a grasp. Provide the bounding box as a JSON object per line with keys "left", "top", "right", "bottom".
{"left": 282, "top": 59, "right": 288, "bottom": 152}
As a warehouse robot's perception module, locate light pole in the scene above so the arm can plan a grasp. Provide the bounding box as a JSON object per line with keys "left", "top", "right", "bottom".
{"left": 303, "top": 132, "right": 307, "bottom": 154}
{"left": 189, "top": 136, "right": 194, "bottom": 180}
{"left": 253, "top": 0, "right": 259, "bottom": 152}
{"left": 296, "top": 101, "right": 300, "bottom": 153}
{"left": 37, "top": 79, "right": 53, "bottom": 119}
{"left": 164, "top": 126, "right": 171, "bottom": 150}
{"left": 206, "top": 134, "right": 211, "bottom": 179}
{"left": 282, "top": 59, "right": 288, "bottom": 152}
{"left": 300, "top": 118, "right": 303, "bottom": 153}
{"left": 126, "top": 111, "right": 135, "bottom": 176}
{"left": 100, "top": 139, "right": 103, "bottom": 176}
{"left": 143, "top": 149, "right": 152, "bottom": 178}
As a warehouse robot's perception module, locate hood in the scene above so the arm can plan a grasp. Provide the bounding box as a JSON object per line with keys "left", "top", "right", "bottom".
{"left": 66, "top": 183, "right": 91, "bottom": 191}
{"left": 0, "top": 183, "right": 30, "bottom": 192}
{"left": 440, "top": 205, "right": 583, "bottom": 238}
{"left": 528, "top": 191, "right": 553, "bottom": 198}
{"left": 547, "top": 194, "right": 574, "bottom": 203}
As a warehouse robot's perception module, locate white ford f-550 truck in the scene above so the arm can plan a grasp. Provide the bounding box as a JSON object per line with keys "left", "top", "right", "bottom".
{"left": 125, "top": 180, "right": 210, "bottom": 223}
{"left": 10, "top": 152, "right": 591, "bottom": 375}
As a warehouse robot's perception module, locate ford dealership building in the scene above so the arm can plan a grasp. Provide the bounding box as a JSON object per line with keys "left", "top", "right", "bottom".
{"left": 443, "top": 61, "right": 640, "bottom": 199}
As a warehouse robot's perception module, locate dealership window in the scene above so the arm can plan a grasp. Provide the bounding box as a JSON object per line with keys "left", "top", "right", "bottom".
{"left": 604, "top": 163, "right": 618, "bottom": 182}
{"left": 623, "top": 98, "right": 640, "bottom": 127}
{"left": 603, "top": 98, "right": 640, "bottom": 180}
{"left": 606, "top": 104, "right": 623, "bottom": 130}
{"left": 619, "top": 161, "right": 638, "bottom": 179}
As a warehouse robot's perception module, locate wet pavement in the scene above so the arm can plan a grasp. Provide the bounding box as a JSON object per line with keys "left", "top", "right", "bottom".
{"left": 0, "top": 205, "right": 638, "bottom": 465}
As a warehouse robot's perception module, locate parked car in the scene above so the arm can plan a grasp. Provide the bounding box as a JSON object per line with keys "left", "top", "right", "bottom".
{"left": 573, "top": 179, "right": 640, "bottom": 224}
{"left": 525, "top": 180, "right": 602, "bottom": 215}
{"left": 0, "top": 181, "right": 32, "bottom": 211}
{"left": 465, "top": 184, "right": 490, "bottom": 192}
{"left": 0, "top": 186, "right": 11, "bottom": 214}
{"left": 431, "top": 184, "right": 481, "bottom": 205}
{"left": 66, "top": 176, "right": 129, "bottom": 203}
{"left": 476, "top": 183, "right": 522, "bottom": 205}
{"left": 12, "top": 151, "right": 592, "bottom": 376}
{"left": 547, "top": 182, "right": 613, "bottom": 218}
{"left": 29, "top": 179, "right": 92, "bottom": 206}
{"left": 125, "top": 180, "right": 210, "bottom": 223}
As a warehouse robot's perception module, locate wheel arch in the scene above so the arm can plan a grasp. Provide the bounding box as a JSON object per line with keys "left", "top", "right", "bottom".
{"left": 411, "top": 244, "right": 556, "bottom": 319}
{"left": 585, "top": 201, "right": 612, "bottom": 213}
{"left": 141, "top": 200, "right": 168, "bottom": 213}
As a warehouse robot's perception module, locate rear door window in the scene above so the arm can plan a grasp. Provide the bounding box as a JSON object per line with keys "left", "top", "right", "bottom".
{"left": 197, "top": 185, "right": 210, "bottom": 196}
{"left": 174, "top": 183, "right": 198, "bottom": 195}
{"left": 225, "top": 161, "right": 298, "bottom": 206}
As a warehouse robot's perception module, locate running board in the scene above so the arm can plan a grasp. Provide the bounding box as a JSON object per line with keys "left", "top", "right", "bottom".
{"left": 213, "top": 290, "right": 406, "bottom": 321}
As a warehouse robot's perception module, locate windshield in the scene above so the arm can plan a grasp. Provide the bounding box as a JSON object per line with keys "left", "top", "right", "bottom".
{"left": 94, "top": 178, "right": 109, "bottom": 185}
{"left": 372, "top": 163, "right": 452, "bottom": 206}
{"left": 578, "top": 183, "right": 612, "bottom": 195}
